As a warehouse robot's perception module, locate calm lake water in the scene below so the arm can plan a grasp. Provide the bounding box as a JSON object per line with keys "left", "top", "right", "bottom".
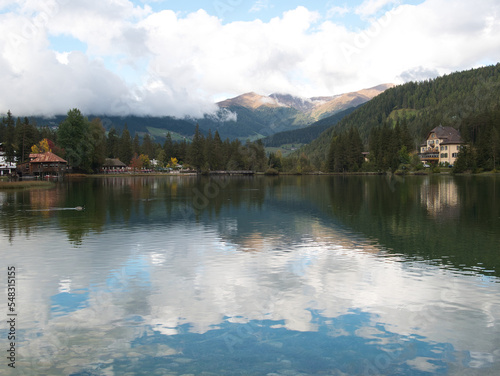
{"left": 1, "top": 175, "right": 500, "bottom": 376}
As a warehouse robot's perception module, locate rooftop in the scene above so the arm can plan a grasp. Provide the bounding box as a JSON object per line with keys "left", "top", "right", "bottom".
{"left": 30, "top": 152, "right": 67, "bottom": 164}
{"left": 103, "top": 158, "right": 127, "bottom": 167}
{"left": 427, "top": 126, "right": 463, "bottom": 144}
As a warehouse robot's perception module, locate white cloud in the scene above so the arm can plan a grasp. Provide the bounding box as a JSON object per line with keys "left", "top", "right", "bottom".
{"left": 54, "top": 51, "right": 70, "bottom": 64}
{"left": 327, "top": 5, "right": 350, "bottom": 18}
{"left": 0, "top": 0, "right": 499, "bottom": 117}
{"left": 249, "top": 0, "right": 270, "bottom": 13}
{"left": 355, "top": 0, "right": 400, "bottom": 18}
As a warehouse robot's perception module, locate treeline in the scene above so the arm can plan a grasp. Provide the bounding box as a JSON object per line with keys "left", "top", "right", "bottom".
{"left": 321, "top": 122, "right": 418, "bottom": 173}
{"left": 366, "top": 122, "right": 414, "bottom": 172}
{"left": 0, "top": 110, "right": 56, "bottom": 163}
{"left": 182, "top": 125, "right": 267, "bottom": 172}
{"left": 324, "top": 109, "right": 499, "bottom": 174}
{"left": 327, "top": 127, "right": 364, "bottom": 172}
{"left": 454, "top": 107, "right": 500, "bottom": 172}
{"left": 325, "top": 123, "right": 413, "bottom": 173}
{"left": 1, "top": 108, "right": 268, "bottom": 173}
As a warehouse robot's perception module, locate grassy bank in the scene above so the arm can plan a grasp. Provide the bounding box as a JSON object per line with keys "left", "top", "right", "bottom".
{"left": 0, "top": 181, "right": 55, "bottom": 190}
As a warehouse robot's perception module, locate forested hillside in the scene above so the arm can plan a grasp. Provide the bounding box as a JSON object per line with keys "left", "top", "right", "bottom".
{"left": 194, "top": 105, "right": 310, "bottom": 140}
{"left": 27, "top": 115, "right": 198, "bottom": 141}
{"left": 195, "top": 85, "right": 391, "bottom": 141}
{"left": 262, "top": 106, "right": 360, "bottom": 147}
{"left": 302, "top": 64, "right": 500, "bottom": 161}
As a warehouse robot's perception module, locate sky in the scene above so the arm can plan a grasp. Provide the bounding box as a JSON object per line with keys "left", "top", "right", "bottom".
{"left": 0, "top": 0, "right": 499, "bottom": 118}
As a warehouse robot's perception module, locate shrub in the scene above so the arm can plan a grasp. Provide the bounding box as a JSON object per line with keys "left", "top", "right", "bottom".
{"left": 264, "top": 168, "right": 279, "bottom": 176}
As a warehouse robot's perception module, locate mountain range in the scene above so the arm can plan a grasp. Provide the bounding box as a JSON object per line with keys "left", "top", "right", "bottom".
{"left": 195, "top": 84, "right": 393, "bottom": 140}
{"left": 217, "top": 84, "right": 394, "bottom": 121}
{"left": 26, "top": 84, "right": 392, "bottom": 143}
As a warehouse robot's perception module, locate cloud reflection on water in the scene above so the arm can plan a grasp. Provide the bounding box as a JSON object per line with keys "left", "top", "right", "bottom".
{"left": 1, "top": 218, "right": 499, "bottom": 375}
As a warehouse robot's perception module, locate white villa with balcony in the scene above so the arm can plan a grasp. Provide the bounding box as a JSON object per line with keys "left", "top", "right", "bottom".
{"left": 419, "top": 126, "right": 464, "bottom": 166}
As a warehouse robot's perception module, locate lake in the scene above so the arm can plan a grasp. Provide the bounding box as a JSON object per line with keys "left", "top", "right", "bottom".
{"left": 1, "top": 174, "right": 499, "bottom": 375}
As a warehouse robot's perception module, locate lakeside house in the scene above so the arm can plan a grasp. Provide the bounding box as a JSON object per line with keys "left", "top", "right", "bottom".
{"left": 419, "top": 126, "right": 464, "bottom": 166}
{"left": 101, "top": 158, "right": 128, "bottom": 173}
{"left": 0, "top": 143, "right": 16, "bottom": 176}
{"left": 16, "top": 152, "right": 68, "bottom": 177}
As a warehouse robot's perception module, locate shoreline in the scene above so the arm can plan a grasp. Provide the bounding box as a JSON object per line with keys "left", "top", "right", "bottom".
{"left": 4, "top": 170, "right": 496, "bottom": 183}
{"left": 0, "top": 180, "right": 55, "bottom": 190}
{"left": 74, "top": 170, "right": 499, "bottom": 178}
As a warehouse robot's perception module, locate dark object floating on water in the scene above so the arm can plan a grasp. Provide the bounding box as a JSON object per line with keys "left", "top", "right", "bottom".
{"left": 27, "top": 206, "right": 85, "bottom": 212}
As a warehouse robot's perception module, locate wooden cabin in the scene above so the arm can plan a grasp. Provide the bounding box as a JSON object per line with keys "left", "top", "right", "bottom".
{"left": 17, "top": 152, "right": 68, "bottom": 177}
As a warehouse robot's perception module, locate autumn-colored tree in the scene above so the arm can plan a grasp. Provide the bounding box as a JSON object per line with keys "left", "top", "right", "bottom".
{"left": 140, "top": 154, "right": 150, "bottom": 168}
{"left": 167, "top": 157, "right": 178, "bottom": 168}
{"left": 130, "top": 153, "right": 143, "bottom": 171}
{"left": 31, "top": 138, "right": 51, "bottom": 154}
{"left": 130, "top": 153, "right": 150, "bottom": 171}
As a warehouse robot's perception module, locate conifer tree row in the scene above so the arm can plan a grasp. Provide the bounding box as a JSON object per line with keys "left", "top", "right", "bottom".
{"left": 1, "top": 110, "right": 269, "bottom": 173}
{"left": 327, "top": 127, "right": 364, "bottom": 172}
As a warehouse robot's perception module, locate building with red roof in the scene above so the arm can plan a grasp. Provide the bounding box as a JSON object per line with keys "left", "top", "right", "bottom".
{"left": 17, "top": 151, "right": 68, "bottom": 177}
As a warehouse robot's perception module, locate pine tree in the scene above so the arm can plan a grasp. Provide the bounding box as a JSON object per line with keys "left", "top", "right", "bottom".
{"left": 212, "top": 130, "right": 224, "bottom": 170}
{"left": 57, "top": 108, "right": 92, "bottom": 171}
{"left": 254, "top": 139, "right": 267, "bottom": 171}
{"left": 227, "top": 139, "right": 244, "bottom": 170}
{"left": 163, "top": 132, "right": 174, "bottom": 160}
{"left": 347, "top": 127, "right": 363, "bottom": 171}
{"left": 2, "top": 110, "right": 16, "bottom": 162}
{"left": 118, "top": 125, "right": 133, "bottom": 166}
{"left": 369, "top": 127, "right": 382, "bottom": 170}
{"left": 106, "top": 127, "right": 119, "bottom": 158}
{"left": 491, "top": 126, "right": 499, "bottom": 170}
{"left": 89, "top": 118, "right": 107, "bottom": 172}
{"left": 141, "top": 134, "right": 156, "bottom": 159}
{"left": 176, "top": 139, "right": 188, "bottom": 163}
{"left": 204, "top": 129, "right": 215, "bottom": 170}
{"left": 327, "top": 133, "right": 334, "bottom": 172}
{"left": 188, "top": 124, "right": 205, "bottom": 171}
{"left": 400, "top": 121, "right": 413, "bottom": 151}
{"left": 133, "top": 134, "right": 141, "bottom": 156}
{"left": 14, "top": 117, "right": 39, "bottom": 163}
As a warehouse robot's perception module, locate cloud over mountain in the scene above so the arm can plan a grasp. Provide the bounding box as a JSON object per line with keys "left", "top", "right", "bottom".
{"left": 0, "top": 0, "right": 499, "bottom": 117}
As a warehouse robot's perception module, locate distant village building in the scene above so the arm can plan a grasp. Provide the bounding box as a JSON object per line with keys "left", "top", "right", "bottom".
{"left": 101, "top": 158, "right": 128, "bottom": 173}
{"left": 419, "top": 126, "right": 464, "bottom": 165}
{"left": 0, "top": 143, "right": 17, "bottom": 176}
{"left": 16, "top": 152, "right": 68, "bottom": 177}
